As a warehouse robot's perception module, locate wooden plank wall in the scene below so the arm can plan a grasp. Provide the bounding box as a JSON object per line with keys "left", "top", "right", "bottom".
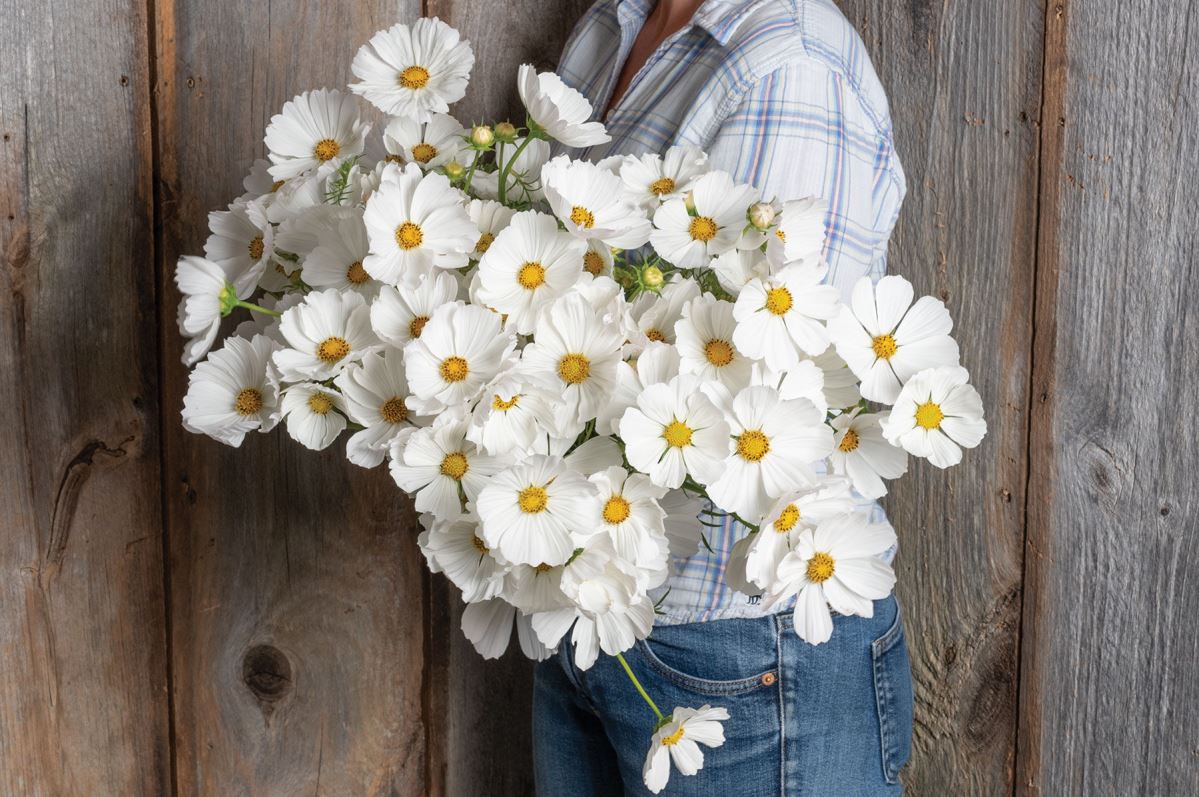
{"left": 3, "top": 0, "right": 1199, "bottom": 795}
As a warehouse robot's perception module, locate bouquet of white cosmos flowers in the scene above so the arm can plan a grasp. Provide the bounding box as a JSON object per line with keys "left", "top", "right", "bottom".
{"left": 176, "top": 16, "right": 986, "bottom": 793}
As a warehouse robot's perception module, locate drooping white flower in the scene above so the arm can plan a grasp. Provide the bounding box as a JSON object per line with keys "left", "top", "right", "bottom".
{"left": 628, "top": 277, "right": 700, "bottom": 346}
{"left": 300, "top": 206, "right": 377, "bottom": 296}
{"left": 618, "top": 145, "right": 708, "bottom": 209}
{"left": 620, "top": 374, "right": 730, "bottom": 490}
{"left": 467, "top": 199, "right": 516, "bottom": 261}
{"left": 709, "top": 248, "right": 770, "bottom": 297}
{"left": 660, "top": 489, "right": 707, "bottom": 560}
{"left": 541, "top": 156, "right": 652, "bottom": 249}
{"left": 466, "top": 371, "right": 553, "bottom": 457}
{"left": 704, "top": 385, "right": 834, "bottom": 521}
{"left": 503, "top": 560, "right": 572, "bottom": 615}
{"left": 475, "top": 455, "right": 598, "bottom": 566}
{"left": 470, "top": 136, "right": 551, "bottom": 204}
{"left": 280, "top": 382, "right": 347, "bottom": 451}
{"left": 742, "top": 477, "right": 854, "bottom": 592}
{"left": 264, "top": 88, "right": 369, "bottom": 180}
{"left": 827, "top": 275, "right": 960, "bottom": 403}
{"left": 460, "top": 598, "right": 549, "bottom": 661}
{"left": 675, "top": 294, "right": 752, "bottom": 391}
{"left": 370, "top": 270, "right": 460, "bottom": 348}
{"left": 239, "top": 158, "right": 278, "bottom": 201}
{"left": 768, "top": 358, "right": 829, "bottom": 416}
{"left": 881, "top": 366, "right": 986, "bottom": 468}
{"left": 335, "top": 347, "right": 421, "bottom": 467}
{"left": 765, "top": 197, "right": 828, "bottom": 268}
{"left": 810, "top": 348, "right": 862, "bottom": 410}
{"left": 588, "top": 466, "right": 669, "bottom": 588}
{"left": 403, "top": 301, "right": 516, "bottom": 411}
{"left": 174, "top": 255, "right": 254, "bottom": 366}
{"left": 642, "top": 706, "right": 730, "bottom": 794}
{"left": 181, "top": 334, "right": 281, "bottom": 446}
{"left": 517, "top": 64, "right": 609, "bottom": 147}
{"left": 419, "top": 514, "right": 506, "bottom": 603}
{"left": 475, "top": 210, "right": 586, "bottom": 334}
{"left": 362, "top": 162, "right": 477, "bottom": 286}
{"left": 770, "top": 514, "right": 898, "bottom": 645}
{"left": 390, "top": 416, "right": 504, "bottom": 521}
{"left": 829, "top": 410, "right": 908, "bottom": 499}
{"left": 273, "top": 289, "right": 379, "bottom": 381}
{"left": 382, "top": 112, "right": 466, "bottom": 170}
{"left": 733, "top": 261, "right": 840, "bottom": 371}
{"left": 204, "top": 200, "right": 274, "bottom": 288}
{"left": 349, "top": 18, "right": 475, "bottom": 120}
{"left": 649, "top": 171, "right": 759, "bottom": 268}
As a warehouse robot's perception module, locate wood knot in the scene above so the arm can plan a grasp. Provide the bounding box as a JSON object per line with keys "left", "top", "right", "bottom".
{"left": 242, "top": 645, "right": 292, "bottom": 706}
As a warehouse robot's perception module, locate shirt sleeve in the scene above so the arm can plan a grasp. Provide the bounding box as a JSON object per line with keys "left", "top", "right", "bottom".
{"left": 704, "top": 60, "right": 906, "bottom": 297}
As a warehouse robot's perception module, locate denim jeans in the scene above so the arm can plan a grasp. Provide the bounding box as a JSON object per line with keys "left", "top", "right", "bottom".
{"left": 533, "top": 596, "right": 913, "bottom": 796}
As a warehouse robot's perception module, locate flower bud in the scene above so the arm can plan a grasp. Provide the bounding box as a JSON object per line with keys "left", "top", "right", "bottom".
{"left": 642, "top": 265, "right": 665, "bottom": 289}
{"left": 749, "top": 201, "right": 777, "bottom": 230}
{"left": 470, "top": 125, "right": 495, "bottom": 148}
{"left": 683, "top": 191, "right": 697, "bottom": 214}
{"left": 494, "top": 121, "right": 518, "bottom": 142}
{"left": 443, "top": 160, "right": 466, "bottom": 180}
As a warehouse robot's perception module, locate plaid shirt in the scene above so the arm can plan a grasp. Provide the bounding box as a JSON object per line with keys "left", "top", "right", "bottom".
{"left": 557, "top": 0, "right": 905, "bottom": 623}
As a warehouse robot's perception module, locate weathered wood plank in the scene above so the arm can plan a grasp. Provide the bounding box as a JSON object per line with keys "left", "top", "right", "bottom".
{"left": 155, "top": 2, "right": 427, "bottom": 794}
{"left": 0, "top": 0, "right": 171, "bottom": 794}
{"left": 836, "top": 1, "right": 1043, "bottom": 792}
{"left": 1017, "top": 1, "right": 1199, "bottom": 794}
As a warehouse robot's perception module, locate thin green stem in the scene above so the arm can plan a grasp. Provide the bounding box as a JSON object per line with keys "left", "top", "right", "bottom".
{"left": 235, "top": 299, "right": 281, "bottom": 317}
{"left": 615, "top": 652, "right": 664, "bottom": 721}
{"left": 462, "top": 149, "right": 482, "bottom": 194}
{"left": 496, "top": 134, "right": 535, "bottom": 204}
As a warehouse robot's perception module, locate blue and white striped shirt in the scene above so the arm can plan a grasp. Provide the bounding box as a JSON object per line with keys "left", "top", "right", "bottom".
{"left": 557, "top": 0, "right": 905, "bottom": 624}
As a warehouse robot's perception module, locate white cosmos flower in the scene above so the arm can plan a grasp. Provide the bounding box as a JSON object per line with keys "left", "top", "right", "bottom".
{"left": 475, "top": 210, "right": 585, "bottom": 334}
{"left": 704, "top": 385, "right": 834, "bottom": 520}
{"left": 710, "top": 248, "right": 770, "bottom": 297}
{"left": 390, "top": 416, "right": 504, "bottom": 521}
{"left": 371, "top": 270, "right": 460, "bottom": 348}
{"left": 733, "top": 261, "right": 840, "bottom": 371}
{"left": 204, "top": 200, "right": 274, "bottom": 288}
{"left": 349, "top": 17, "right": 475, "bottom": 120}
{"left": 811, "top": 348, "right": 861, "bottom": 409}
{"left": 471, "top": 136, "right": 551, "bottom": 204}
{"left": 517, "top": 64, "right": 609, "bottom": 147}
{"left": 649, "top": 171, "right": 759, "bottom": 269}
{"left": 174, "top": 255, "right": 255, "bottom": 365}
{"left": 642, "top": 705, "right": 730, "bottom": 794}
{"left": 280, "top": 382, "right": 347, "bottom": 451}
{"left": 829, "top": 410, "right": 908, "bottom": 499}
{"left": 743, "top": 477, "right": 854, "bottom": 592}
{"left": 828, "top": 275, "right": 960, "bottom": 403}
{"left": 620, "top": 374, "right": 730, "bottom": 489}
{"left": 881, "top": 366, "right": 986, "bottom": 469}
{"left": 765, "top": 197, "right": 828, "bottom": 268}
{"left": 382, "top": 112, "right": 465, "bottom": 170}
{"left": 240, "top": 158, "right": 277, "bottom": 201}
{"left": 502, "top": 560, "right": 572, "bottom": 615}
{"left": 588, "top": 466, "right": 669, "bottom": 588}
{"left": 675, "top": 294, "right": 752, "bottom": 391}
{"left": 466, "top": 372, "right": 552, "bottom": 457}
{"left": 301, "top": 206, "right": 377, "bottom": 296}
{"left": 519, "top": 293, "right": 625, "bottom": 434}
{"left": 467, "top": 199, "right": 516, "bottom": 261}
{"left": 541, "top": 156, "right": 652, "bottom": 249}
{"left": 362, "top": 162, "right": 477, "bottom": 286}
{"left": 595, "top": 342, "right": 680, "bottom": 436}
{"left": 182, "top": 334, "right": 281, "bottom": 446}
{"left": 618, "top": 145, "right": 708, "bottom": 209}
{"left": 765, "top": 358, "right": 828, "bottom": 416}
{"left": 770, "top": 514, "right": 898, "bottom": 645}
{"left": 274, "top": 289, "right": 379, "bottom": 381}
{"left": 418, "top": 515, "right": 506, "bottom": 603}
{"left": 264, "top": 88, "right": 369, "bottom": 180}
{"left": 460, "top": 598, "right": 549, "bottom": 661}
{"left": 629, "top": 277, "right": 700, "bottom": 346}
{"left": 334, "top": 348, "right": 421, "bottom": 468}
{"left": 476, "top": 455, "right": 598, "bottom": 566}
{"left": 403, "top": 301, "right": 516, "bottom": 410}
{"left": 581, "top": 239, "right": 614, "bottom": 278}
{"left": 660, "top": 489, "right": 707, "bottom": 560}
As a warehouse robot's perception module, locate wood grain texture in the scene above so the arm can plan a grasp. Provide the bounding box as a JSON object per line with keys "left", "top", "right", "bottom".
{"left": 155, "top": 2, "right": 427, "bottom": 794}
{"left": 0, "top": 0, "right": 171, "bottom": 794}
{"left": 835, "top": 1, "right": 1044, "bottom": 792}
{"left": 1017, "top": 0, "right": 1199, "bottom": 794}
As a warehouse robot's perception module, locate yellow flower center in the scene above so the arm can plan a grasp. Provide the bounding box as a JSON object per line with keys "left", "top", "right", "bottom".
{"left": 439, "top": 356, "right": 470, "bottom": 383}
{"left": 518, "top": 485, "right": 549, "bottom": 514}
{"left": 704, "top": 339, "right": 734, "bottom": 367}
{"left": 409, "top": 316, "right": 429, "bottom": 339}
{"left": 492, "top": 394, "right": 520, "bottom": 411}
{"left": 395, "top": 221, "right": 424, "bottom": 250}
{"left": 915, "top": 401, "right": 945, "bottom": 430}
{"left": 307, "top": 392, "right": 334, "bottom": 415}
{"left": 385, "top": 153, "right": 404, "bottom": 164}
{"left": 234, "top": 388, "right": 263, "bottom": 416}
{"left": 838, "top": 428, "right": 861, "bottom": 453}
{"left": 270, "top": 180, "right": 285, "bottom": 192}
{"left": 871, "top": 334, "right": 898, "bottom": 360}
{"left": 534, "top": 562, "right": 553, "bottom": 573}
{"left": 471, "top": 535, "right": 489, "bottom": 554}
{"left": 517, "top": 262, "right": 546, "bottom": 290}
{"left": 807, "top": 552, "right": 835, "bottom": 583}
{"left": 570, "top": 206, "right": 595, "bottom": 229}
{"left": 346, "top": 261, "right": 369, "bottom": 284}
{"left": 645, "top": 328, "right": 667, "bottom": 343}
{"left": 662, "top": 726, "right": 686, "bottom": 747}
{"left": 440, "top": 452, "right": 469, "bottom": 480}
{"left": 475, "top": 232, "right": 496, "bottom": 254}
{"left": 688, "top": 216, "right": 718, "bottom": 242}
{"left": 602, "top": 495, "right": 632, "bottom": 525}
{"left": 736, "top": 429, "right": 770, "bottom": 462}
{"left": 248, "top": 236, "right": 265, "bottom": 261}
{"left": 583, "top": 250, "right": 605, "bottom": 275}
{"left": 313, "top": 138, "right": 341, "bottom": 162}
{"left": 775, "top": 504, "right": 801, "bottom": 533}
{"left": 380, "top": 397, "right": 408, "bottom": 424}
{"left": 411, "top": 142, "right": 437, "bottom": 163}
{"left": 649, "top": 177, "right": 676, "bottom": 196}
{"left": 399, "top": 65, "right": 430, "bottom": 89}
{"left": 765, "top": 287, "right": 793, "bottom": 316}
{"left": 776, "top": 229, "right": 786, "bottom": 242}
{"left": 662, "top": 420, "right": 693, "bottom": 448}
{"left": 317, "top": 336, "right": 350, "bottom": 364}
{"left": 558, "top": 353, "right": 591, "bottom": 385}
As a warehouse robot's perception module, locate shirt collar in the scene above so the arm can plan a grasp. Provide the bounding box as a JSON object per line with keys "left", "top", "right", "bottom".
{"left": 615, "top": 0, "right": 764, "bottom": 47}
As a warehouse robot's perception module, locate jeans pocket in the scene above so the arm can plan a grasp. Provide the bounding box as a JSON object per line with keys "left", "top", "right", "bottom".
{"left": 636, "top": 617, "right": 778, "bottom": 697}
{"left": 871, "top": 602, "right": 914, "bottom": 785}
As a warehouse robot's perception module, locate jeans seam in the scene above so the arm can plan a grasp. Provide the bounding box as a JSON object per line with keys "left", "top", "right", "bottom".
{"left": 776, "top": 613, "right": 786, "bottom": 797}
{"left": 872, "top": 613, "right": 903, "bottom": 785}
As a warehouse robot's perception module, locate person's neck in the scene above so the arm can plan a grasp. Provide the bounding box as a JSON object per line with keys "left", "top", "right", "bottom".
{"left": 643, "top": 0, "right": 705, "bottom": 40}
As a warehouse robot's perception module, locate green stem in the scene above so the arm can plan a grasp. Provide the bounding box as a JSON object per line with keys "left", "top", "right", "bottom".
{"left": 615, "top": 652, "right": 664, "bottom": 721}
{"left": 496, "top": 134, "right": 535, "bottom": 204}
{"left": 462, "top": 149, "right": 482, "bottom": 194}
{"left": 236, "top": 299, "right": 281, "bottom": 317}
